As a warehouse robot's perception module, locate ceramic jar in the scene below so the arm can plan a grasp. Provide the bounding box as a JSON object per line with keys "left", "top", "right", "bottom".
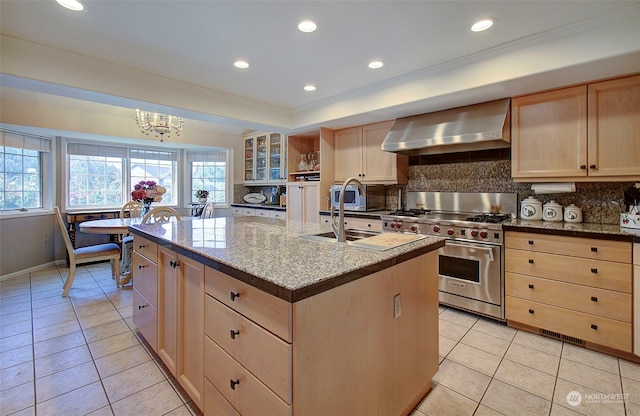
{"left": 542, "top": 200, "right": 563, "bottom": 222}
{"left": 520, "top": 196, "right": 542, "bottom": 220}
{"left": 564, "top": 204, "right": 583, "bottom": 223}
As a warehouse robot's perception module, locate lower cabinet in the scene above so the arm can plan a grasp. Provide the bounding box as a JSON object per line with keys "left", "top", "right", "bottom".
{"left": 132, "top": 237, "right": 158, "bottom": 352}
{"left": 320, "top": 215, "right": 383, "bottom": 231}
{"left": 505, "top": 231, "right": 633, "bottom": 354}
{"left": 286, "top": 182, "right": 319, "bottom": 223}
{"left": 158, "top": 246, "right": 204, "bottom": 411}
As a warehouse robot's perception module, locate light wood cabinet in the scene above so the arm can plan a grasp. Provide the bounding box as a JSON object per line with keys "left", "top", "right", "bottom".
{"left": 634, "top": 243, "right": 640, "bottom": 356}
{"left": 286, "top": 182, "right": 320, "bottom": 223}
{"left": 132, "top": 236, "right": 158, "bottom": 352}
{"left": 243, "top": 132, "right": 287, "bottom": 184}
{"left": 158, "top": 247, "right": 205, "bottom": 410}
{"left": 334, "top": 121, "right": 408, "bottom": 184}
{"left": 320, "top": 215, "right": 383, "bottom": 231}
{"left": 505, "top": 231, "right": 633, "bottom": 353}
{"left": 512, "top": 74, "right": 640, "bottom": 182}
{"left": 203, "top": 250, "right": 439, "bottom": 416}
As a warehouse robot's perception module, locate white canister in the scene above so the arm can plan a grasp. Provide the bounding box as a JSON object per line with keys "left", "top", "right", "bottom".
{"left": 542, "top": 200, "right": 563, "bottom": 222}
{"left": 564, "top": 204, "right": 583, "bottom": 223}
{"left": 520, "top": 196, "right": 542, "bottom": 220}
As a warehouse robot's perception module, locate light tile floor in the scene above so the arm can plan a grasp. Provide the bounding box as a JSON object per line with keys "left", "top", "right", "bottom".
{"left": 2, "top": 263, "right": 640, "bottom": 416}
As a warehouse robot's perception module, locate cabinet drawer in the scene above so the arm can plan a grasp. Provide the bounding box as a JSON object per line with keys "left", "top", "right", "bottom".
{"left": 505, "top": 248, "right": 632, "bottom": 292}
{"left": 256, "top": 209, "right": 270, "bottom": 218}
{"left": 205, "top": 295, "right": 291, "bottom": 403}
{"left": 204, "top": 337, "right": 292, "bottom": 416}
{"left": 506, "top": 296, "right": 631, "bottom": 352}
{"left": 506, "top": 273, "right": 631, "bottom": 322}
{"left": 132, "top": 251, "right": 158, "bottom": 306}
{"left": 269, "top": 210, "right": 285, "bottom": 219}
{"left": 133, "top": 236, "right": 158, "bottom": 263}
{"left": 205, "top": 268, "right": 292, "bottom": 342}
{"left": 133, "top": 288, "right": 158, "bottom": 352}
{"left": 506, "top": 232, "right": 631, "bottom": 263}
{"left": 72, "top": 212, "right": 118, "bottom": 222}
{"left": 204, "top": 377, "right": 240, "bottom": 416}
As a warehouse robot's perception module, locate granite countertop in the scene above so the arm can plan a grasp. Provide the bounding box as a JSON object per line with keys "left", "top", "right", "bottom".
{"left": 231, "top": 202, "right": 285, "bottom": 211}
{"left": 129, "top": 216, "right": 445, "bottom": 302}
{"left": 504, "top": 219, "right": 640, "bottom": 242}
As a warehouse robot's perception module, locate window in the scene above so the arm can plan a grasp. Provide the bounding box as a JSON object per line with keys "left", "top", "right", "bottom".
{"left": 66, "top": 141, "right": 177, "bottom": 209}
{"left": 0, "top": 131, "right": 51, "bottom": 211}
{"left": 188, "top": 151, "right": 228, "bottom": 205}
{"left": 130, "top": 149, "right": 177, "bottom": 205}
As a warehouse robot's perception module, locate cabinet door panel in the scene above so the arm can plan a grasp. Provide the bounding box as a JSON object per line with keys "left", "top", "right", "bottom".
{"left": 512, "top": 86, "right": 587, "bottom": 178}
{"left": 158, "top": 246, "right": 178, "bottom": 374}
{"left": 506, "top": 272, "right": 631, "bottom": 322}
{"left": 362, "top": 120, "right": 405, "bottom": 183}
{"left": 334, "top": 126, "right": 362, "bottom": 182}
{"left": 588, "top": 75, "right": 640, "bottom": 177}
{"left": 132, "top": 251, "right": 158, "bottom": 307}
{"left": 506, "top": 296, "right": 631, "bottom": 352}
{"left": 133, "top": 288, "right": 158, "bottom": 352}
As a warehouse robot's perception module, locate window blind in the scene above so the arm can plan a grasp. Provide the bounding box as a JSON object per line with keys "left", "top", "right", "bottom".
{"left": 67, "top": 142, "right": 128, "bottom": 158}
{"left": 187, "top": 150, "right": 227, "bottom": 163}
{"left": 0, "top": 131, "right": 52, "bottom": 152}
{"left": 130, "top": 149, "right": 178, "bottom": 161}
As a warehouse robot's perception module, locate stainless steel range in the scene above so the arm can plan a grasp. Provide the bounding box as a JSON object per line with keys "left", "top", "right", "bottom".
{"left": 381, "top": 192, "right": 517, "bottom": 321}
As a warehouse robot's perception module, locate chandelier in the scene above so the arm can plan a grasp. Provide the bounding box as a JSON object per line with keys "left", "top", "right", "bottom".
{"left": 135, "top": 109, "right": 184, "bottom": 142}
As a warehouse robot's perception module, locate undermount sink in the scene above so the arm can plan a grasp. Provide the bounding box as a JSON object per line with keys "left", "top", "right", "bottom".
{"left": 300, "top": 228, "right": 426, "bottom": 251}
{"left": 301, "top": 228, "right": 382, "bottom": 243}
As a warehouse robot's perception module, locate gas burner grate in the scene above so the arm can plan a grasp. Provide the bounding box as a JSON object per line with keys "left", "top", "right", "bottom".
{"left": 466, "top": 214, "right": 511, "bottom": 223}
{"left": 388, "top": 209, "right": 430, "bottom": 217}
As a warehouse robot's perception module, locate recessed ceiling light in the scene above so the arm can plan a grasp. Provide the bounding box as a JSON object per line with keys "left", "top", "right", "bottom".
{"left": 56, "top": 0, "right": 86, "bottom": 11}
{"left": 303, "top": 85, "right": 316, "bottom": 92}
{"left": 234, "top": 60, "right": 249, "bottom": 69}
{"left": 368, "top": 61, "right": 384, "bottom": 69}
{"left": 298, "top": 20, "right": 318, "bottom": 33}
{"left": 471, "top": 18, "right": 495, "bottom": 32}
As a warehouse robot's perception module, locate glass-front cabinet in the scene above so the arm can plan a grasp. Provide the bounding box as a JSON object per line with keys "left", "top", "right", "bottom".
{"left": 244, "top": 132, "right": 287, "bottom": 185}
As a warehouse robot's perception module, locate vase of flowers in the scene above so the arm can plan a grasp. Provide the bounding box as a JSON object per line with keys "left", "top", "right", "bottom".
{"left": 131, "top": 180, "right": 167, "bottom": 218}
{"left": 196, "top": 189, "right": 209, "bottom": 204}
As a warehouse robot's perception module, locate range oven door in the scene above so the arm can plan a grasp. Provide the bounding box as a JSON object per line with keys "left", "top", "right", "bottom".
{"left": 438, "top": 240, "right": 502, "bottom": 306}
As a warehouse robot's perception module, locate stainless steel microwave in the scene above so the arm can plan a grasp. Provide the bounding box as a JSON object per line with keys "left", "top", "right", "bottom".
{"left": 329, "top": 184, "right": 385, "bottom": 211}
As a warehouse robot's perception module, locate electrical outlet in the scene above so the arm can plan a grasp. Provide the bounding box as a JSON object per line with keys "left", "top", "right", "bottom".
{"left": 393, "top": 294, "right": 401, "bottom": 318}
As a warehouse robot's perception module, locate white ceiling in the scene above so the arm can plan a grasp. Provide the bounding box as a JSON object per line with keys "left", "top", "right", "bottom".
{"left": 1, "top": 0, "right": 640, "bottom": 136}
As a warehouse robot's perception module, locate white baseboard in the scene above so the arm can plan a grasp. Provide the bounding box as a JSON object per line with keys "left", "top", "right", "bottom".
{"left": 0, "top": 260, "right": 66, "bottom": 281}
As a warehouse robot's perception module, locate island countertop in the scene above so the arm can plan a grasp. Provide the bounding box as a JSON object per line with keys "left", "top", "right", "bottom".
{"left": 129, "top": 216, "right": 445, "bottom": 302}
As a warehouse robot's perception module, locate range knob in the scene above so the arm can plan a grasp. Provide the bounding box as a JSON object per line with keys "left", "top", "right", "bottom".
{"left": 390, "top": 223, "right": 397, "bottom": 229}
{"left": 480, "top": 230, "right": 488, "bottom": 238}
{"left": 447, "top": 229, "right": 455, "bottom": 236}
{"left": 470, "top": 230, "right": 479, "bottom": 237}
{"left": 433, "top": 226, "right": 440, "bottom": 233}
{"left": 410, "top": 225, "right": 419, "bottom": 233}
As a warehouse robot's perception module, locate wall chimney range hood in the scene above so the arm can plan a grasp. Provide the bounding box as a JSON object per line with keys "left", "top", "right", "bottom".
{"left": 381, "top": 98, "right": 511, "bottom": 156}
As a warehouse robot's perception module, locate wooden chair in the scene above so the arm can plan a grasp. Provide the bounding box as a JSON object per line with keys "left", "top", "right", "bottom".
{"left": 54, "top": 206, "right": 121, "bottom": 297}
{"left": 119, "top": 201, "right": 143, "bottom": 283}
{"left": 200, "top": 201, "right": 215, "bottom": 219}
{"left": 142, "top": 206, "right": 181, "bottom": 223}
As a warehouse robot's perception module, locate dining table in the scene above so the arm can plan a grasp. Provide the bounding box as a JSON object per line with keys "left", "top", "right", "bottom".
{"left": 79, "top": 217, "right": 144, "bottom": 287}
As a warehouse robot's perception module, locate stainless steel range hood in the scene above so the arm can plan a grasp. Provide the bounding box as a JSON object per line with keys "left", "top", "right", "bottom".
{"left": 382, "top": 98, "right": 511, "bottom": 156}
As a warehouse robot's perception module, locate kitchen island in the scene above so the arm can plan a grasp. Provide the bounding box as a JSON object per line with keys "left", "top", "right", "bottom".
{"left": 128, "top": 216, "right": 445, "bottom": 415}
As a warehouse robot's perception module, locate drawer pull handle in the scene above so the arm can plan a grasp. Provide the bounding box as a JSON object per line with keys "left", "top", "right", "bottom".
{"left": 169, "top": 260, "right": 179, "bottom": 268}
{"left": 528, "top": 309, "right": 534, "bottom": 314}
{"left": 528, "top": 284, "right": 534, "bottom": 289}
{"left": 591, "top": 324, "right": 598, "bottom": 330}
{"left": 230, "top": 291, "right": 240, "bottom": 301}
{"left": 528, "top": 259, "right": 534, "bottom": 264}
{"left": 138, "top": 304, "right": 147, "bottom": 310}
{"left": 590, "top": 268, "right": 598, "bottom": 274}
{"left": 580, "top": 165, "right": 586, "bottom": 170}
{"left": 138, "top": 244, "right": 146, "bottom": 249}
{"left": 138, "top": 265, "right": 146, "bottom": 269}
{"left": 591, "top": 296, "right": 598, "bottom": 302}
{"left": 230, "top": 330, "right": 240, "bottom": 339}
{"left": 230, "top": 379, "right": 240, "bottom": 390}
{"left": 590, "top": 164, "right": 597, "bottom": 170}
{"left": 591, "top": 247, "right": 598, "bottom": 252}
{"left": 528, "top": 240, "right": 534, "bottom": 245}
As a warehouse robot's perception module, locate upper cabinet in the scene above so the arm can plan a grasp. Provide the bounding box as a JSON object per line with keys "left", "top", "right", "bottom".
{"left": 512, "top": 74, "right": 640, "bottom": 182}
{"left": 334, "top": 121, "right": 408, "bottom": 184}
{"left": 243, "top": 132, "right": 287, "bottom": 185}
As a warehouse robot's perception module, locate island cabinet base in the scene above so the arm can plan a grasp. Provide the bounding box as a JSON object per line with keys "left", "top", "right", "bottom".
{"left": 203, "top": 250, "right": 439, "bottom": 415}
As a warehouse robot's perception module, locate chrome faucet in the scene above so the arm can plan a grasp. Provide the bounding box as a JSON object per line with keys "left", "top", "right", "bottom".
{"left": 331, "top": 177, "right": 365, "bottom": 243}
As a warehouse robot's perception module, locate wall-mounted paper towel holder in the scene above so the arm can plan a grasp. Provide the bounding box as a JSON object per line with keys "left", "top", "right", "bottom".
{"left": 531, "top": 183, "right": 576, "bottom": 194}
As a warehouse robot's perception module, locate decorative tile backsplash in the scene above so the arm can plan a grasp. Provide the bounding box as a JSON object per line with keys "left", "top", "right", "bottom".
{"left": 236, "top": 160, "right": 633, "bottom": 224}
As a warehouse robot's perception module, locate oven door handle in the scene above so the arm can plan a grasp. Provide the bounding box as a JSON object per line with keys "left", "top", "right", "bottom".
{"left": 444, "top": 242, "right": 495, "bottom": 262}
